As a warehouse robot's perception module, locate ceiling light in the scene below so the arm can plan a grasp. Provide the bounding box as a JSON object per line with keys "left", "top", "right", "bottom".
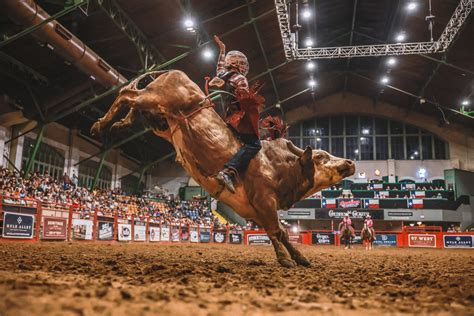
{"left": 302, "top": 8, "right": 312, "bottom": 19}
{"left": 380, "top": 76, "right": 389, "bottom": 84}
{"left": 362, "top": 128, "right": 370, "bottom": 135}
{"left": 305, "top": 38, "right": 314, "bottom": 47}
{"left": 414, "top": 151, "right": 419, "bottom": 156}
{"left": 202, "top": 48, "right": 213, "bottom": 60}
{"left": 306, "top": 60, "right": 315, "bottom": 70}
{"left": 395, "top": 32, "right": 406, "bottom": 42}
{"left": 387, "top": 57, "right": 397, "bottom": 66}
{"left": 316, "top": 138, "right": 321, "bottom": 142}
{"left": 308, "top": 79, "right": 316, "bottom": 87}
{"left": 184, "top": 18, "right": 194, "bottom": 28}
{"left": 461, "top": 99, "right": 470, "bottom": 106}
{"left": 407, "top": 2, "right": 417, "bottom": 11}
{"left": 354, "top": 149, "right": 359, "bottom": 154}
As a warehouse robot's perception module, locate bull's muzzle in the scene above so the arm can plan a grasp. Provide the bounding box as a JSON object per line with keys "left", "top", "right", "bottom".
{"left": 339, "top": 159, "right": 355, "bottom": 177}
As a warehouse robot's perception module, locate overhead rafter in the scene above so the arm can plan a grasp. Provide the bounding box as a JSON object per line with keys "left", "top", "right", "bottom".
{"left": 0, "top": 52, "right": 49, "bottom": 86}
{"left": 97, "top": 0, "right": 166, "bottom": 69}
{"left": 343, "top": 0, "right": 358, "bottom": 92}
{"left": 275, "top": 0, "right": 474, "bottom": 59}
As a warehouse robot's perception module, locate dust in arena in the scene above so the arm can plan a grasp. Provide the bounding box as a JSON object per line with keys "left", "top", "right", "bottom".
{"left": 0, "top": 0, "right": 473, "bottom": 315}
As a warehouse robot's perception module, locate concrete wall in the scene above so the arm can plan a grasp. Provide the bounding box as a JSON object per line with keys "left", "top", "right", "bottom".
{"left": 285, "top": 92, "right": 474, "bottom": 171}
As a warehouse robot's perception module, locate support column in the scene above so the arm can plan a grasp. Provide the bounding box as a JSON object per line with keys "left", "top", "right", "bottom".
{"left": 90, "top": 151, "right": 107, "bottom": 191}
{"left": 387, "top": 159, "right": 396, "bottom": 182}
{"left": 0, "top": 126, "right": 8, "bottom": 168}
{"left": 8, "top": 126, "right": 25, "bottom": 172}
{"left": 24, "top": 125, "right": 45, "bottom": 177}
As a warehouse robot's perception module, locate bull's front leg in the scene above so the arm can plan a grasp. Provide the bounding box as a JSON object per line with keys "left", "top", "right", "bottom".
{"left": 91, "top": 90, "right": 137, "bottom": 136}
{"left": 110, "top": 107, "right": 137, "bottom": 133}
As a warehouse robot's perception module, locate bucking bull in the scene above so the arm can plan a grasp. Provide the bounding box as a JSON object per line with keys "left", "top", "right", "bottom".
{"left": 91, "top": 70, "right": 355, "bottom": 267}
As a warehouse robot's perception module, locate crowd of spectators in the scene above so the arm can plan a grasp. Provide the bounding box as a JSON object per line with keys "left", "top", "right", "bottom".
{"left": 0, "top": 167, "right": 230, "bottom": 228}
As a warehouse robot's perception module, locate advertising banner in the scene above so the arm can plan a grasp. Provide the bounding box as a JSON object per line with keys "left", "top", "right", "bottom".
{"left": 3, "top": 212, "right": 35, "bottom": 239}
{"left": 96, "top": 221, "right": 113, "bottom": 240}
{"left": 338, "top": 199, "right": 362, "bottom": 208}
{"left": 149, "top": 226, "right": 161, "bottom": 242}
{"left": 247, "top": 233, "right": 271, "bottom": 246}
{"left": 311, "top": 232, "right": 335, "bottom": 245}
{"left": 200, "top": 231, "right": 211, "bottom": 243}
{"left": 408, "top": 234, "right": 436, "bottom": 248}
{"left": 181, "top": 226, "right": 189, "bottom": 241}
{"left": 315, "top": 209, "right": 384, "bottom": 220}
{"left": 161, "top": 226, "right": 170, "bottom": 241}
{"left": 229, "top": 233, "right": 243, "bottom": 244}
{"left": 43, "top": 217, "right": 67, "bottom": 240}
{"left": 443, "top": 235, "right": 473, "bottom": 248}
{"left": 278, "top": 208, "right": 315, "bottom": 220}
{"left": 134, "top": 225, "right": 146, "bottom": 241}
{"left": 171, "top": 226, "right": 180, "bottom": 242}
{"left": 72, "top": 219, "right": 93, "bottom": 240}
{"left": 374, "top": 234, "right": 397, "bottom": 247}
{"left": 213, "top": 231, "right": 226, "bottom": 243}
{"left": 190, "top": 229, "right": 199, "bottom": 243}
{"left": 118, "top": 224, "right": 132, "bottom": 241}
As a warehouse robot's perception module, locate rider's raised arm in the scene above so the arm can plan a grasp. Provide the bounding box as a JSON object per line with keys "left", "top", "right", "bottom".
{"left": 215, "top": 36, "right": 226, "bottom": 76}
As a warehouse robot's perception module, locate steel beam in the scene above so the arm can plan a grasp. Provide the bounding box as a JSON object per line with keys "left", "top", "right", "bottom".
{"left": 343, "top": 0, "right": 358, "bottom": 92}
{"left": 97, "top": 0, "right": 166, "bottom": 68}
{"left": 0, "top": 52, "right": 49, "bottom": 86}
{"left": 119, "top": 152, "right": 176, "bottom": 180}
{"left": 247, "top": 0, "right": 281, "bottom": 102}
{"left": 89, "top": 151, "right": 107, "bottom": 191}
{"left": 0, "top": 0, "right": 88, "bottom": 48}
{"left": 23, "top": 124, "right": 45, "bottom": 177}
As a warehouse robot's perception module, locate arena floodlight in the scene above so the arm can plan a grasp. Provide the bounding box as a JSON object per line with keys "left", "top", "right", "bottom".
{"left": 386, "top": 57, "right": 397, "bottom": 67}
{"left": 306, "top": 60, "right": 315, "bottom": 70}
{"left": 395, "top": 32, "right": 407, "bottom": 42}
{"left": 305, "top": 38, "right": 314, "bottom": 47}
{"left": 183, "top": 17, "right": 196, "bottom": 32}
{"left": 202, "top": 48, "right": 214, "bottom": 60}
{"left": 308, "top": 79, "right": 316, "bottom": 87}
{"left": 316, "top": 138, "right": 321, "bottom": 142}
{"left": 362, "top": 128, "right": 370, "bottom": 135}
{"left": 461, "top": 99, "right": 470, "bottom": 106}
{"left": 302, "top": 8, "right": 311, "bottom": 19}
{"left": 407, "top": 2, "right": 418, "bottom": 11}
{"left": 380, "top": 76, "right": 389, "bottom": 84}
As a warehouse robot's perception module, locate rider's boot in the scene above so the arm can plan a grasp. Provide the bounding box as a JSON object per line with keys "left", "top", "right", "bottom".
{"left": 217, "top": 167, "right": 237, "bottom": 193}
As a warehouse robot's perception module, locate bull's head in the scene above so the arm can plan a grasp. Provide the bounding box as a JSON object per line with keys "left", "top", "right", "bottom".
{"left": 287, "top": 141, "right": 355, "bottom": 198}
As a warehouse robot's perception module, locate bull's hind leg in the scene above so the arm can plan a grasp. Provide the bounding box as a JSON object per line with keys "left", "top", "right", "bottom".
{"left": 280, "top": 230, "right": 311, "bottom": 267}
{"left": 91, "top": 89, "right": 138, "bottom": 136}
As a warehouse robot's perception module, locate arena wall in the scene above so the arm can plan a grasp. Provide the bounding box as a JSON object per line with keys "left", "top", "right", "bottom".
{"left": 285, "top": 92, "right": 474, "bottom": 171}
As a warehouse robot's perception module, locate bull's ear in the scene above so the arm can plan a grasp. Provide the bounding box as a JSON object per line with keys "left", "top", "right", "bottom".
{"left": 301, "top": 146, "right": 312, "bottom": 165}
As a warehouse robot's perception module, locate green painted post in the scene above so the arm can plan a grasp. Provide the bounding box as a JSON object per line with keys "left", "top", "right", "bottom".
{"left": 90, "top": 151, "right": 107, "bottom": 191}
{"left": 23, "top": 125, "right": 45, "bottom": 177}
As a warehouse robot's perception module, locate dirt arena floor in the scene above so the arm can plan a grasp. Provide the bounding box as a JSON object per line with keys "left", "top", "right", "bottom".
{"left": 0, "top": 243, "right": 472, "bottom": 316}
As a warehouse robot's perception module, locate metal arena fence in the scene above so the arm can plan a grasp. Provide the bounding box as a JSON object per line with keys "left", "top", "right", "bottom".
{"left": 0, "top": 196, "right": 473, "bottom": 249}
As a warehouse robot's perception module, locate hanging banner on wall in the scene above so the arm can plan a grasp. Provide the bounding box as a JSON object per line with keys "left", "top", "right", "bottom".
{"left": 161, "top": 226, "right": 170, "bottom": 241}
{"left": 97, "top": 221, "right": 113, "bottom": 240}
{"left": 171, "top": 227, "right": 180, "bottom": 242}
{"left": 374, "top": 234, "right": 398, "bottom": 247}
{"left": 3, "top": 212, "right": 35, "bottom": 239}
{"left": 229, "top": 233, "right": 243, "bottom": 244}
{"left": 72, "top": 219, "right": 93, "bottom": 240}
{"left": 213, "top": 231, "right": 226, "bottom": 243}
{"left": 118, "top": 224, "right": 132, "bottom": 241}
{"left": 149, "top": 226, "right": 161, "bottom": 242}
{"left": 443, "top": 235, "right": 473, "bottom": 248}
{"left": 311, "top": 232, "right": 335, "bottom": 245}
{"left": 43, "top": 217, "right": 67, "bottom": 240}
{"left": 315, "top": 209, "right": 384, "bottom": 220}
{"left": 247, "top": 233, "right": 271, "bottom": 246}
{"left": 200, "top": 230, "right": 211, "bottom": 243}
{"left": 134, "top": 225, "right": 146, "bottom": 241}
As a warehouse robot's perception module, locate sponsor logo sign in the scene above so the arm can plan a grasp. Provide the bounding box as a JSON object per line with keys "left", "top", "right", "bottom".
{"left": 311, "top": 232, "right": 335, "bottom": 245}
{"left": 134, "top": 225, "right": 146, "bottom": 241}
{"left": 200, "top": 231, "right": 211, "bottom": 243}
{"left": 181, "top": 227, "right": 189, "bottom": 241}
{"left": 408, "top": 234, "right": 436, "bottom": 248}
{"left": 229, "top": 233, "right": 243, "bottom": 244}
{"left": 279, "top": 208, "right": 315, "bottom": 220}
{"left": 338, "top": 199, "right": 361, "bottom": 208}
{"left": 161, "top": 227, "right": 170, "bottom": 241}
{"left": 247, "top": 233, "right": 271, "bottom": 246}
{"left": 3, "top": 212, "right": 35, "bottom": 239}
{"left": 171, "top": 227, "right": 180, "bottom": 242}
{"left": 315, "top": 209, "right": 384, "bottom": 220}
{"left": 387, "top": 211, "right": 413, "bottom": 219}
{"left": 97, "top": 221, "right": 113, "bottom": 240}
{"left": 213, "top": 231, "right": 226, "bottom": 243}
{"left": 190, "top": 229, "right": 199, "bottom": 243}
{"left": 72, "top": 219, "right": 93, "bottom": 240}
{"left": 149, "top": 227, "right": 160, "bottom": 242}
{"left": 118, "top": 224, "right": 132, "bottom": 241}
{"left": 443, "top": 235, "right": 473, "bottom": 249}
{"left": 43, "top": 217, "right": 67, "bottom": 240}
{"left": 374, "top": 234, "right": 397, "bottom": 247}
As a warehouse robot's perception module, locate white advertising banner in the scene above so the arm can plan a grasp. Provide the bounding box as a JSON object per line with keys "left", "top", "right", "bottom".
{"left": 161, "top": 227, "right": 170, "bottom": 241}
{"left": 118, "top": 224, "right": 132, "bottom": 241}
{"left": 149, "top": 227, "right": 161, "bottom": 242}
{"left": 72, "top": 219, "right": 93, "bottom": 240}
{"left": 134, "top": 225, "right": 146, "bottom": 241}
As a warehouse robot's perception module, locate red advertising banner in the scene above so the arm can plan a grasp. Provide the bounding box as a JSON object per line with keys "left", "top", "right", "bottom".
{"left": 408, "top": 234, "right": 436, "bottom": 248}
{"left": 43, "top": 217, "right": 67, "bottom": 240}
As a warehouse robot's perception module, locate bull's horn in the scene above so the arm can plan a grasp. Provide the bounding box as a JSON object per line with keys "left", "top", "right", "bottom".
{"left": 287, "top": 140, "right": 305, "bottom": 157}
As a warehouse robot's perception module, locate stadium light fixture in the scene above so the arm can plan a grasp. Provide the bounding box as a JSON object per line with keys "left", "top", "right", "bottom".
{"left": 362, "top": 128, "right": 370, "bottom": 135}
{"left": 305, "top": 38, "right": 314, "bottom": 47}
{"left": 308, "top": 79, "right": 316, "bottom": 88}
{"left": 395, "top": 32, "right": 406, "bottom": 42}
{"left": 461, "top": 99, "right": 470, "bottom": 106}
{"left": 202, "top": 48, "right": 214, "bottom": 60}
{"left": 306, "top": 60, "right": 315, "bottom": 70}
{"left": 386, "top": 57, "right": 397, "bottom": 67}
{"left": 292, "top": 226, "right": 299, "bottom": 233}
{"left": 183, "top": 17, "right": 196, "bottom": 32}
{"left": 407, "top": 2, "right": 418, "bottom": 11}
{"left": 302, "top": 8, "right": 312, "bottom": 19}
{"left": 316, "top": 138, "right": 321, "bottom": 142}
{"left": 380, "top": 76, "right": 389, "bottom": 84}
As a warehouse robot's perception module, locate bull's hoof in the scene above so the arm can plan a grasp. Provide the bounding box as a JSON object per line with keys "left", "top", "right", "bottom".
{"left": 90, "top": 121, "right": 102, "bottom": 137}
{"left": 293, "top": 256, "right": 311, "bottom": 267}
{"left": 278, "top": 258, "right": 296, "bottom": 268}
{"left": 110, "top": 121, "right": 124, "bottom": 133}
